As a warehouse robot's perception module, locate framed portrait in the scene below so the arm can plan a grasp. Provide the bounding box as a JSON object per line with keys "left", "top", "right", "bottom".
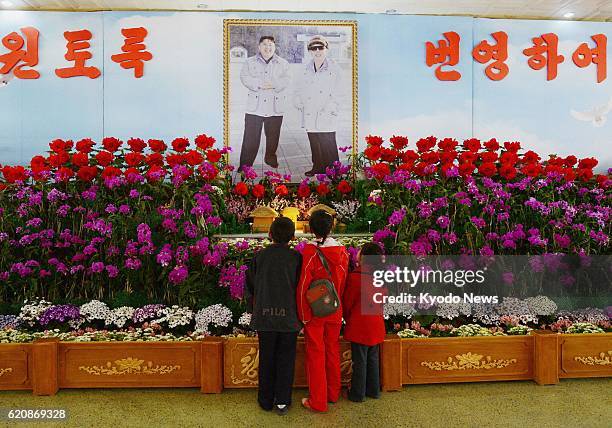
{"left": 223, "top": 19, "right": 358, "bottom": 180}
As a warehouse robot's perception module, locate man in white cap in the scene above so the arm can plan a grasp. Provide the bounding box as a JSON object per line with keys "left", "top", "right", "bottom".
{"left": 239, "top": 36, "right": 290, "bottom": 171}
{"left": 293, "top": 35, "right": 342, "bottom": 177}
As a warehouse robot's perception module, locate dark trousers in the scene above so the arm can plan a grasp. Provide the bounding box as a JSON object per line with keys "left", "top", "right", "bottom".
{"left": 257, "top": 331, "right": 298, "bottom": 409}
{"left": 348, "top": 343, "right": 381, "bottom": 402}
{"left": 239, "top": 114, "right": 282, "bottom": 170}
{"left": 307, "top": 132, "right": 339, "bottom": 173}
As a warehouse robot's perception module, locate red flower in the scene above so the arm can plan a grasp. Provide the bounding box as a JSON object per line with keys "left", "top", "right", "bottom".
{"left": 438, "top": 138, "right": 458, "bottom": 151}
{"left": 76, "top": 138, "right": 95, "bottom": 153}
{"left": 381, "top": 148, "right": 399, "bottom": 163}
{"left": 564, "top": 155, "right": 577, "bottom": 167}
{"left": 206, "top": 149, "right": 222, "bottom": 163}
{"left": 102, "top": 137, "right": 122, "bottom": 153}
{"left": 101, "top": 166, "right": 122, "bottom": 179}
{"left": 389, "top": 135, "right": 409, "bottom": 150}
{"left": 49, "top": 139, "right": 73, "bottom": 153}
{"left": 578, "top": 157, "right": 598, "bottom": 170}
{"left": 297, "top": 184, "right": 311, "bottom": 198}
{"left": 576, "top": 168, "right": 594, "bottom": 181}
{"left": 233, "top": 182, "right": 249, "bottom": 196}
{"left": 522, "top": 150, "right": 540, "bottom": 164}
{"left": 56, "top": 166, "right": 74, "bottom": 181}
{"left": 275, "top": 184, "right": 289, "bottom": 197}
{"left": 596, "top": 174, "right": 610, "bottom": 189}
{"left": 95, "top": 151, "right": 114, "bottom": 167}
{"left": 337, "top": 180, "right": 352, "bottom": 194}
{"left": 125, "top": 152, "right": 144, "bottom": 167}
{"left": 480, "top": 151, "right": 498, "bottom": 163}
{"left": 459, "top": 151, "right": 478, "bottom": 164}
{"left": 47, "top": 151, "right": 70, "bottom": 168}
{"left": 416, "top": 136, "right": 436, "bottom": 152}
{"left": 484, "top": 138, "right": 500, "bottom": 151}
{"left": 171, "top": 137, "right": 189, "bottom": 152}
{"left": 195, "top": 134, "right": 216, "bottom": 151}
{"left": 463, "top": 138, "right": 481, "bottom": 152}
{"left": 146, "top": 153, "right": 164, "bottom": 167}
{"left": 127, "top": 138, "right": 147, "bottom": 152}
{"left": 146, "top": 165, "right": 166, "bottom": 182}
{"left": 458, "top": 162, "right": 476, "bottom": 177}
{"left": 166, "top": 154, "right": 185, "bottom": 167}
{"left": 365, "top": 135, "right": 384, "bottom": 146}
{"left": 500, "top": 151, "right": 518, "bottom": 166}
{"left": 522, "top": 163, "right": 542, "bottom": 177}
{"left": 71, "top": 152, "right": 89, "bottom": 167}
{"left": 252, "top": 184, "right": 265, "bottom": 199}
{"left": 30, "top": 155, "right": 47, "bottom": 170}
{"left": 439, "top": 150, "right": 457, "bottom": 164}
{"left": 369, "top": 163, "right": 390, "bottom": 180}
{"left": 148, "top": 139, "right": 167, "bottom": 153}
{"left": 400, "top": 150, "right": 419, "bottom": 164}
{"left": 124, "top": 167, "right": 140, "bottom": 179}
{"left": 185, "top": 150, "right": 204, "bottom": 166}
{"left": 478, "top": 162, "right": 497, "bottom": 177}
{"left": 503, "top": 141, "right": 521, "bottom": 152}
{"left": 420, "top": 151, "right": 439, "bottom": 164}
{"left": 499, "top": 164, "right": 517, "bottom": 180}
{"left": 2, "top": 165, "right": 27, "bottom": 183}
{"left": 77, "top": 166, "right": 98, "bottom": 182}
{"left": 316, "top": 183, "right": 330, "bottom": 196}
{"left": 563, "top": 167, "right": 576, "bottom": 182}
{"left": 364, "top": 145, "right": 382, "bottom": 161}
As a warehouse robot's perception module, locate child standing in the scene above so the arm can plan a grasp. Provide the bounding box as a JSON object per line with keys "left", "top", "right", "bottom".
{"left": 246, "top": 217, "right": 302, "bottom": 415}
{"left": 342, "top": 242, "right": 386, "bottom": 402}
{"left": 297, "top": 210, "right": 349, "bottom": 412}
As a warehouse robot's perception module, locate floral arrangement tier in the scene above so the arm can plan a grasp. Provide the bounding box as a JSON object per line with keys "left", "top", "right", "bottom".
{"left": 0, "top": 134, "right": 610, "bottom": 394}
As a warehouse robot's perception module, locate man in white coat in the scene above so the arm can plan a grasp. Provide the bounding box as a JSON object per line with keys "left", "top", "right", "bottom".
{"left": 238, "top": 36, "right": 290, "bottom": 171}
{"left": 293, "top": 35, "right": 342, "bottom": 177}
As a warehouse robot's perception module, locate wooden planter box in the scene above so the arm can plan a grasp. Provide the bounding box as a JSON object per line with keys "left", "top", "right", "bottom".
{"left": 558, "top": 333, "right": 612, "bottom": 379}
{"left": 223, "top": 336, "right": 353, "bottom": 388}
{"left": 1, "top": 338, "right": 224, "bottom": 396}
{"left": 0, "top": 344, "right": 33, "bottom": 391}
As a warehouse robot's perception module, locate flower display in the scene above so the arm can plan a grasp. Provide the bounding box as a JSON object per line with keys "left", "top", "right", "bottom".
{"left": 194, "top": 304, "right": 233, "bottom": 335}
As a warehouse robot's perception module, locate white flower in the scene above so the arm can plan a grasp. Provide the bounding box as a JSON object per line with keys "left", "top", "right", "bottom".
{"left": 17, "top": 299, "right": 52, "bottom": 327}
{"left": 238, "top": 312, "right": 252, "bottom": 327}
{"left": 524, "top": 295, "right": 557, "bottom": 316}
{"left": 496, "top": 298, "right": 538, "bottom": 324}
{"left": 104, "top": 306, "right": 135, "bottom": 328}
{"left": 383, "top": 302, "right": 416, "bottom": 320}
{"left": 80, "top": 300, "right": 111, "bottom": 321}
{"left": 331, "top": 199, "right": 362, "bottom": 223}
{"left": 195, "top": 304, "right": 233, "bottom": 335}
{"left": 151, "top": 306, "right": 194, "bottom": 329}
{"left": 472, "top": 303, "right": 500, "bottom": 325}
{"left": 435, "top": 302, "right": 471, "bottom": 320}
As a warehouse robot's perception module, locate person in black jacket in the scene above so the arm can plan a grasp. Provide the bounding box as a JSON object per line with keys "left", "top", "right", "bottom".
{"left": 246, "top": 216, "right": 302, "bottom": 415}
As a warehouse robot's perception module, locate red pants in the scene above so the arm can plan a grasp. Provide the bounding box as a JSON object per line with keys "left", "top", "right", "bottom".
{"left": 304, "top": 319, "right": 342, "bottom": 412}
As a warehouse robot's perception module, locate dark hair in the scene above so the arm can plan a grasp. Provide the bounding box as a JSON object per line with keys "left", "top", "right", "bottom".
{"left": 259, "top": 36, "right": 275, "bottom": 44}
{"left": 360, "top": 242, "right": 385, "bottom": 270}
{"left": 270, "top": 216, "right": 294, "bottom": 244}
{"left": 309, "top": 210, "right": 333, "bottom": 245}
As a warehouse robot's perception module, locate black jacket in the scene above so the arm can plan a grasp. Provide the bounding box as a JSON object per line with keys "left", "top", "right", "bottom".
{"left": 245, "top": 243, "right": 302, "bottom": 332}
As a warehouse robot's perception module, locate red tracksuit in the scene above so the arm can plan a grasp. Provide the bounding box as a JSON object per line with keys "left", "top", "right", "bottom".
{"left": 297, "top": 239, "right": 349, "bottom": 412}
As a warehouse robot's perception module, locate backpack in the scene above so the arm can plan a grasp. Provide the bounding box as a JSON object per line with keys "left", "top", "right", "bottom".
{"left": 305, "top": 247, "right": 341, "bottom": 317}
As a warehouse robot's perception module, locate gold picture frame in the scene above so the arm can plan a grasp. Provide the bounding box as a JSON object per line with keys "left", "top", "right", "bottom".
{"left": 223, "top": 19, "right": 358, "bottom": 175}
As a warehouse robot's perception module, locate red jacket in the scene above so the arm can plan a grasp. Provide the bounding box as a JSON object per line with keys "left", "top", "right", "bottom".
{"left": 297, "top": 240, "right": 349, "bottom": 324}
{"left": 342, "top": 268, "right": 386, "bottom": 346}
